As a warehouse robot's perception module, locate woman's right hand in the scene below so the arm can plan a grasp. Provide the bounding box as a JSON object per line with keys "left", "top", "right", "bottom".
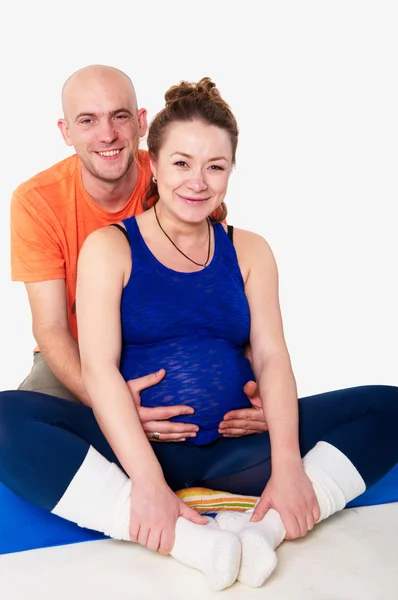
{"left": 129, "top": 477, "right": 207, "bottom": 554}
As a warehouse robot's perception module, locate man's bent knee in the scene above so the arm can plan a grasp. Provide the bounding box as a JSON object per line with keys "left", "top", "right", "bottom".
{"left": 18, "top": 353, "right": 80, "bottom": 402}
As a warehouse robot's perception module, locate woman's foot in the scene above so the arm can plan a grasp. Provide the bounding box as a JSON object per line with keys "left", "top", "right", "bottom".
{"left": 171, "top": 517, "right": 242, "bottom": 590}
{"left": 215, "top": 509, "right": 285, "bottom": 587}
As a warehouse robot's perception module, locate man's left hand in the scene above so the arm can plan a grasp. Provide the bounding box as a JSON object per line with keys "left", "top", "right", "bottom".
{"left": 218, "top": 380, "right": 268, "bottom": 437}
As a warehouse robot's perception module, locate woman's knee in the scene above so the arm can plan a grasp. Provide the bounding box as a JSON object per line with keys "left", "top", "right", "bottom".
{"left": 369, "top": 385, "right": 398, "bottom": 415}
{"left": 0, "top": 390, "right": 31, "bottom": 427}
{"left": 0, "top": 390, "right": 56, "bottom": 438}
{"left": 328, "top": 384, "right": 398, "bottom": 415}
{"left": 0, "top": 391, "right": 35, "bottom": 460}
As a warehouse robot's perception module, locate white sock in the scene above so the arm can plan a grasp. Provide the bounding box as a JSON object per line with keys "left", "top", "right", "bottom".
{"left": 303, "top": 441, "right": 366, "bottom": 521}
{"left": 52, "top": 446, "right": 241, "bottom": 590}
{"left": 52, "top": 445, "right": 131, "bottom": 540}
{"left": 171, "top": 518, "right": 241, "bottom": 591}
{"left": 216, "top": 441, "right": 366, "bottom": 588}
{"left": 216, "top": 508, "right": 283, "bottom": 587}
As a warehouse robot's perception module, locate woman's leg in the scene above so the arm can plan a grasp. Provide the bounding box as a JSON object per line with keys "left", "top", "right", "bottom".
{"left": 198, "top": 385, "right": 398, "bottom": 493}
{"left": 0, "top": 390, "right": 240, "bottom": 590}
{"left": 0, "top": 390, "right": 130, "bottom": 533}
{"left": 198, "top": 385, "right": 398, "bottom": 587}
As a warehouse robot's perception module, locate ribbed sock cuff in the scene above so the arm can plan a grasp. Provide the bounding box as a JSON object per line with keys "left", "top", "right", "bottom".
{"left": 303, "top": 441, "right": 366, "bottom": 503}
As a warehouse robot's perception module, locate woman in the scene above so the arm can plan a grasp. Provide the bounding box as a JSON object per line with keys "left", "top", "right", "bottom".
{"left": 0, "top": 78, "right": 397, "bottom": 591}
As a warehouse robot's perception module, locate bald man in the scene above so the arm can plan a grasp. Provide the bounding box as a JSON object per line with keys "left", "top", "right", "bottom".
{"left": 11, "top": 65, "right": 267, "bottom": 441}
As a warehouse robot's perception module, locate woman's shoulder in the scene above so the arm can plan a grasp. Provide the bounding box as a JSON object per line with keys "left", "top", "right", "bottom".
{"left": 79, "top": 223, "right": 131, "bottom": 267}
{"left": 226, "top": 226, "right": 277, "bottom": 278}
{"left": 228, "top": 226, "right": 274, "bottom": 254}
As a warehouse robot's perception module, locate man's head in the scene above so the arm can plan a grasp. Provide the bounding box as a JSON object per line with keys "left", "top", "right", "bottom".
{"left": 58, "top": 65, "right": 147, "bottom": 184}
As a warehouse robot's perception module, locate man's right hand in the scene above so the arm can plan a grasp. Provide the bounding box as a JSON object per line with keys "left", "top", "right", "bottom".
{"left": 126, "top": 370, "right": 198, "bottom": 442}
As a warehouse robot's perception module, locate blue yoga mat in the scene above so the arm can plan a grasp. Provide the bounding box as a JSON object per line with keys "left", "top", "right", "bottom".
{"left": 1, "top": 463, "right": 397, "bottom": 555}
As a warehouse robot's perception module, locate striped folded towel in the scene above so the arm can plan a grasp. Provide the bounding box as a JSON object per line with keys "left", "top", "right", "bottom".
{"left": 176, "top": 487, "right": 258, "bottom": 516}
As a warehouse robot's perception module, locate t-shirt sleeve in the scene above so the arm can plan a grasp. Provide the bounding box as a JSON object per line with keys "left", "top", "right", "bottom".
{"left": 10, "top": 189, "right": 66, "bottom": 282}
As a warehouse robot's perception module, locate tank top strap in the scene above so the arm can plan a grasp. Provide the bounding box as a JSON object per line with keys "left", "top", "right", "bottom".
{"left": 121, "top": 215, "right": 153, "bottom": 269}
{"left": 212, "top": 222, "right": 235, "bottom": 257}
{"left": 122, "top": 215, "right": 138, "bottom": 240}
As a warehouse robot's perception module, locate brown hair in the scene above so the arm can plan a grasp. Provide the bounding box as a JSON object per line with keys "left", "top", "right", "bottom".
{"left": 143, "top": 77, "right": 239, "bottom": 222}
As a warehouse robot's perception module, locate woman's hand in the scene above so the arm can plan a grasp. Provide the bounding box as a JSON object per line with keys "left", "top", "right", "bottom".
{"left": 129, "top": 477, "right": 207, "bottom": 554}
{"left": 251, "top": 462, "right": 320, "bottom": 539}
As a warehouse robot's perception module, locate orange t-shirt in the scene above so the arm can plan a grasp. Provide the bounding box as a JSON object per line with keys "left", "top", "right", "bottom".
{"left": 11, "top": 150, "right": 152, "bottom": 342}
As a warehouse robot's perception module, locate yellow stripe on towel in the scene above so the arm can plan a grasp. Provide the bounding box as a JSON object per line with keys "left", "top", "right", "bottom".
{"left": 176, "top": 487, "right": 258, "bottom": 513}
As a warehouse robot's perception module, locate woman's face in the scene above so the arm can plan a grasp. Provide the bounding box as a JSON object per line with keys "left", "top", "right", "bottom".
{"left": 151, "top": 119, "right": 233, "bottom": 223}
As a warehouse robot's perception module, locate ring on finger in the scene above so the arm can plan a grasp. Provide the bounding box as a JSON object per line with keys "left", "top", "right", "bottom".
{"left": 152, "top": 431, "right": 161, "bottom": 440}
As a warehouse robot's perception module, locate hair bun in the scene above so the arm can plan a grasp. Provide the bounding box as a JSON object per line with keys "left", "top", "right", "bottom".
{"left": 165, "top": 77, "right": 221, "bottom": 107}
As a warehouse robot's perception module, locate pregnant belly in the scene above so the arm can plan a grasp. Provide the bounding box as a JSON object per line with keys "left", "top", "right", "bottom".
{"left": 120, "top": 338, "right": 255, "bottom": 445}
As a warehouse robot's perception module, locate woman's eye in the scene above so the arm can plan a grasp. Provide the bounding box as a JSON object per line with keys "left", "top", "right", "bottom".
{"left": 175, "top": 161, "right": 188, "bottom": 167}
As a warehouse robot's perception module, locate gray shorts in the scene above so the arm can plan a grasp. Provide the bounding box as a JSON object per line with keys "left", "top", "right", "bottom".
{"left": 18, "top": 352, "right": 80, "bottom": 402}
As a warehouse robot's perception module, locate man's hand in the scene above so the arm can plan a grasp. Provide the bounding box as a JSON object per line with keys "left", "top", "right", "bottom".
{"left": 218, "top": 380, "right": 268, "bottom": 437}
{"left": 126, "top": 370, "right": 199, "bottom": 442}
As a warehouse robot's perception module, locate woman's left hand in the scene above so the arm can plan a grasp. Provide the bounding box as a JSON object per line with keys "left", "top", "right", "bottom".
{"left": 251, "top": 462, "right": 321, "bottom": 540}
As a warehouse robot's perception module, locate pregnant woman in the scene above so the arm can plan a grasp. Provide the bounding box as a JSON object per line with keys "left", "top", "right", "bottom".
{"left": 0, "top": 78, "right": 397, "bottom": 591}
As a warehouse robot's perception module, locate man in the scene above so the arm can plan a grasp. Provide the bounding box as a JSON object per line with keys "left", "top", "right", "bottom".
{"left": 11, "top": 64, "right": 266, "bottom": 441}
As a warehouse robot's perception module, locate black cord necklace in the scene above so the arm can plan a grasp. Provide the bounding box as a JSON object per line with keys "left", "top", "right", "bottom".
{"left": 153, "top": 203, "right": 211, "bottom": 268}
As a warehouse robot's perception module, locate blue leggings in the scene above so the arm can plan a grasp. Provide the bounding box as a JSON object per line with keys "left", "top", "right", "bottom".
{"left": 0, "top": 385, "right": 397, "bottom": 512}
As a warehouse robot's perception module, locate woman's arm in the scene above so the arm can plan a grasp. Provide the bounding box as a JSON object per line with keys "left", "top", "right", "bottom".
{"left": 77, "top": 227, "right": 163, "bottom": 483}
{"left": 76, "top": 227, "right": 206, "bottom": 552}
{"left": 235, "top": 229, "right": 300, "bottom": 467}
{"left": 235, "top": 229, "right": 319, "bottom": 538}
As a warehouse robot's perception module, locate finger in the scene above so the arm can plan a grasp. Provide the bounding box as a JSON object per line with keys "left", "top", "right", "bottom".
{"left": 129, "top": 521, "right": 139, "bottom": 543}
{"left": 283, "top": 515, "right": 302, "bottom": 540}
{"left": 139, "top": 405, "right": 196, "bottom": 421}
{"left": 146, "top": 528, "right": 161, "bottom": 552}
{"left": 222, "top": 408, "right": 264, "bottom": 422}
{"left": 127, "top": 369, "right": 166, "bottom": 397}
{"left": 149, "top": 437, "right": 186, "bottom": 443}
{"left": 297, "top": 515, "right": 308, "bottom": 538}
{"left": 243, "top": 381, "right": 262, "bottom": 407}
{"left": 219, "top": 420, "right": 268, "bottom": 433}
{"left": 306, "top": 513, "right": 314, "bottom": 533}
{"left": 313, "top": 500, "right": 321, "bottom": 524}
{"left": 180, "top": 503, "right": 208, "bottom": 525}
{"left": 146, "top": 433, "right": 199, "bottom": 442}
{"left": 142, "top": 420, "right": 198, "bottom": 434}
{"left": 220, "top": 430, "right": 265, "bottom": 438}
{"left": 159, "top": 527, "right": 174, "bottom": 555}
{"left": 250, "top": 498, "right": 269, "bottom": 522}
{"left": 137, "top": 526, "right": 150, "bottom": 548}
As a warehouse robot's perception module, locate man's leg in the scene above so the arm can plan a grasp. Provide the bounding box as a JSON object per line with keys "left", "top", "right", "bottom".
{"left": 18, "top": 352, "right": 79, "bottom": 402}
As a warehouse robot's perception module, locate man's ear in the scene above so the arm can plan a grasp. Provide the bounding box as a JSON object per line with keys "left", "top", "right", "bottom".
{"left": 137, "top": 108, "right": 148, "bottom": 138}
{"left": 58, "top": 118, "right": 73, "bottom": 147}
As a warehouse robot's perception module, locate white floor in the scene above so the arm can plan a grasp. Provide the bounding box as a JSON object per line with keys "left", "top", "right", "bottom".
{"left": 1, "top": 503, "right": 397, "bottom": 600}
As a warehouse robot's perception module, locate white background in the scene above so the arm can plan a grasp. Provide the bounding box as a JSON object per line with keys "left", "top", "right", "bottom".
{"left": 0, "top": 1, "right": 397, "bottom": 396}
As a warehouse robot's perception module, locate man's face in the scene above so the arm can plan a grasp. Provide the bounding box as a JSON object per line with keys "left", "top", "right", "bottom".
{"left": 58, "top": 77, "right": 147, "bottom": 184}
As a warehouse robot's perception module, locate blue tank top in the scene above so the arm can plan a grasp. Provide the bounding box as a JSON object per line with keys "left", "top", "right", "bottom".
{"left": 119, "top": 216, "right": 254, "bottom": 445}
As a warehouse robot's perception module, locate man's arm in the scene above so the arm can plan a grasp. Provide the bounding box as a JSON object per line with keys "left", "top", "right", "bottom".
{"left": 26, "top": 279, "right": 91, "bottom": 405}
